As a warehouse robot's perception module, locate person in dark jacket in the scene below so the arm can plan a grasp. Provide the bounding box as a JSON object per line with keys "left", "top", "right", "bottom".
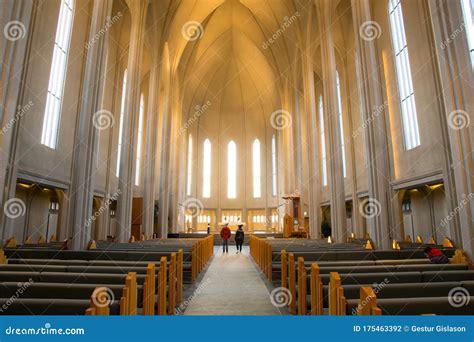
{"left": 220, "top": 224, "right": 231, "bottom": 254}
{"left": 424, "top": 247, "right": 449, "bottom": 264}
{"left": 235, "top": 225, "right": 245, "bottom": 254}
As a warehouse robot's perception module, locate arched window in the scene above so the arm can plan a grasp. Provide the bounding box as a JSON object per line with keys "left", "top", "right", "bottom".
{"left": 336, "top": 71, "right": 347, "bottom": 178}
{"left": 271, "top": 135, "right": 277, "bottom": 196}
{"left": 134, "top": 93, "right": 145, "bottom": 186}
{"left": 318, "top": 95, "right": 328, "bottom": 186}
{"left": 41, "top": 0, "right": 75, "bottom": 149}
{"left": 203, "top": 139, "right": 211, "bottom": 198}
{"left": 461, "top": 0, "right": 474, "bottom": 66}
{"left": 116, "top": 70, "right": 127, "bottom": 177}
{"left": 252, "top": 139, "right": 261, "bottom": 198}
{"left": 388, "top": 0, "right": 420, "bottom": 150}
{"left": 186, "top": 135, "right": 193, "bottom": 196}
{"left": 227, "top": 141, "right": 237, "bottom": 198}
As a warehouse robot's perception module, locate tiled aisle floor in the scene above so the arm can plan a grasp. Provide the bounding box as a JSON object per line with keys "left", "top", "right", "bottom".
{"left": 184, "top": 246, "right": 284, "bottom": 315}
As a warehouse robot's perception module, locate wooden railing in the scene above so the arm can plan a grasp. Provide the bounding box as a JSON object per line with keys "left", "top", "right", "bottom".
{"left": 191, "top": 235, "right": 214, "bottom": 281}
{"left": 355, "top": 287, "right": 382, "bottom": 315}
{"left": 249, "top": 235, "right": 272, "bottom": 281}
{"left": 86, "top": 248, "right": 185, "bottom": 315}
{"left": 310, "top": 263, "right": 323, "bottom": 315}
{"left": 85, "top": 287, "right": 111, "bottom": 315}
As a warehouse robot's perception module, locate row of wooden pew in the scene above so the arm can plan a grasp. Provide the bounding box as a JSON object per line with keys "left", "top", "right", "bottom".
{"left": 0, "top": 235, "right": 214, "bottom": 315}
{"left": 250, "top": 236, "right": 474, "bottom": 315}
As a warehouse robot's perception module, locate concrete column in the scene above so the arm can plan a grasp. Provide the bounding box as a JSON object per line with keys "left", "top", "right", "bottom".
{"left": 351, "top": 0, "right": 391, "bottom": 248}
{"left": 315, "top": 0, "right": 347, "bottom": 242}
{"left": 67, "top": 0, "right": 114, "bottom": 250}
{"left": 116, "top": 0, "right": 148, "bottom": 242}
{"left": 0, "top": 0, "right": 35, "bottom": 242}
{"left": 158, "top": 43, "right": 172, "bottom": 238}
{"left": 301, "top": 44, "right": 321, "bottom": 239}
{"left": 142, "top": 51, "right": 160, "bottom": 238}
{"left": 427, "top": 0, "right": 474, "bottom": 256}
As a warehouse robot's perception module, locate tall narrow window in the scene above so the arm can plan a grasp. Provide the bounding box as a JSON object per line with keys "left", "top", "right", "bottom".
{"left": 388, "top": 0, "right": 421, "bottom": 150}
{"left": 116, "top": 70, "right": 127, "bottom": 177}
{"left": 227, "top": 141, "right": 237, "bottom": 199}
{"left": 271, "top": 135, "right": 277, "bottom": 196}
{"left": 41, "top": 0, "right": 75, "bottom": 149}
{"left": 461, "top": 0, "right": 474, "bottom": 66}
{"left": 186, "top": 135, "right": 193, "bottom": 196}
{"left": 253, "top": 139, "right": 261, "bottom": 198}
{"left": 134, "top": 94, "right": 145, "bottom": 186}
{"left": 318, "top": 96, "right": 328, "bottom": 186}
{"left": 336, "top": 71, "right": 347, "bottom": 178}
{"left": 203, "top": 139, "right": 211, "bottom": 198}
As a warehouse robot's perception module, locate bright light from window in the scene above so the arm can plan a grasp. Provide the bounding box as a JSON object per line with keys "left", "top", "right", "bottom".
{"left": 389, "top": 0, "right": 421, "bottom": 150}
{"left": 461, "top": 0, "right": 474, "bottom": 66}
{"left": 336, "top": 71, "right": 347, "bottom": 178}
{"left": 186, "top": 135, "right": 193, "bottom": 196}
{"left": 319, "top": 96, "right": 328, "bottom": 186}
{"left": 41, "top": 0, "right": 75, "bottom": 149}
{"left": 116, "top": 70, "right": 127, "bottom": 177}
{"left": 203, "top": 139, "right": 211, "bottom": 198}
{"left": 228, "top": 141, "right": 237, "bottom": 198}
{"left": 253, "top": 139, "right": 261, "bottom": 198}
{"left": 134, "top": 93, "right": 145, "bottom": 186}
{"left": 271, "top": 135, "right": 277, "bottom": 196}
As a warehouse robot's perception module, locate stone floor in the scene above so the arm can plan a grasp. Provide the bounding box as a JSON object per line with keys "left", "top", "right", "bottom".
{"left": 183, "top": 245, "right": 286, "bottom": 315}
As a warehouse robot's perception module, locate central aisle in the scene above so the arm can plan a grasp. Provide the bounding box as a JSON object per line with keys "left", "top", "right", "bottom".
{"left": 183, "top": 246, "right": 284, "bottom": 315}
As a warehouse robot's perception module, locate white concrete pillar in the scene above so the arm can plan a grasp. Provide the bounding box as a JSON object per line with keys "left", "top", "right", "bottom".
{"left": 351, "top": 0, "right": 392, "bottom": 248}
{"left": 301, "top": 44, "right": 321, "bottom": 239}
{"left": 142, "top": 51, "right": 160, "bottom": 238}
{"left": 66, "top": 0, "right": 114, "bottom": 250}
{"left": 158, "top": 43, "right": 172, "bottom": 238}
{"left": 315, "top": 0, "right": 347, "bottom": 242}
{"left": 116, "top": 0, "right": 148, "bottom": 242}
{"left": 427, "top": 0, "right": 474, "bottom": 256}
{"left": 0, "top": 0, "right": 35, "bottom": 243}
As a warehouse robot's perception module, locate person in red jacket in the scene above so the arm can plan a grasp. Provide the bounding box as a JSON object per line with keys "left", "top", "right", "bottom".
{"left": 220, "top": 223, "right": 231, "bottom": 254}
{"left": 424, "top": 247, "right": 449, "bottom": 264}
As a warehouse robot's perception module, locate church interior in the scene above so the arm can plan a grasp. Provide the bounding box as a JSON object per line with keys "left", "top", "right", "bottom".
{"left": 0, "top": 0, "right": 473, "bottom": 317}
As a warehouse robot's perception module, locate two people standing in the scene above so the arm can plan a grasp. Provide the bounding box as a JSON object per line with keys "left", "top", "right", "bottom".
{"left": 220, "top": 223, "right": 245, "bottom": 254}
